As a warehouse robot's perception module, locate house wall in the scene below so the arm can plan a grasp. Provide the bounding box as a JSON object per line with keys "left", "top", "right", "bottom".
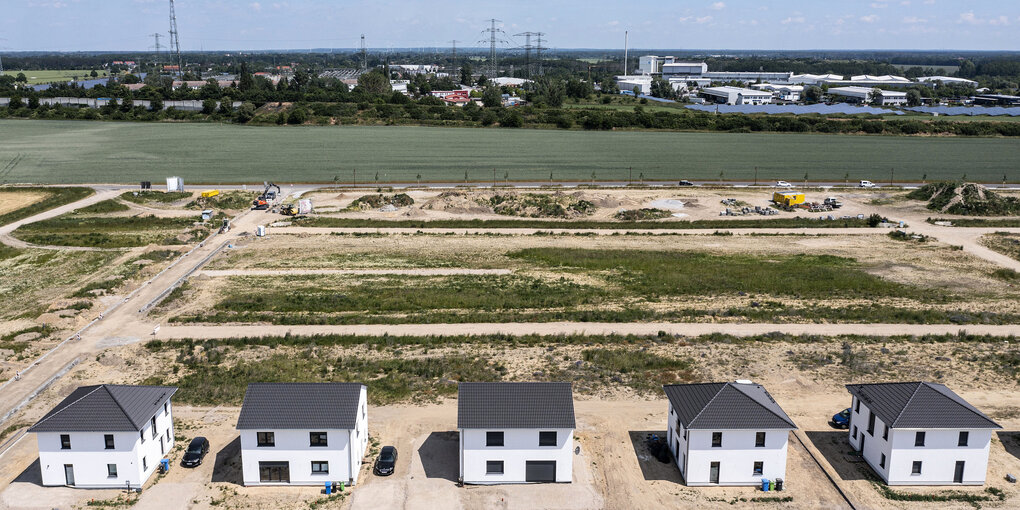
{"left": 848, "top": 397, "right": 993, "bottom": 485}
{"left": 239, "top": 387, "right": 368, "bottom": 486}
{"left": 459, "top": 428, "right": 573, "bottom": 484}
{"left": 666, "top": 403, "right": 790, "bottom": 486}
{"left": 37, "top": 399, "right": 174, "bottom": 488}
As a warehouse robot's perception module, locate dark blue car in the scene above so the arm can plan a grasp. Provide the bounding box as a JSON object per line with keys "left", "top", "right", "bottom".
{"left": 832, "top": 408, "right": 851, "bottom": 429}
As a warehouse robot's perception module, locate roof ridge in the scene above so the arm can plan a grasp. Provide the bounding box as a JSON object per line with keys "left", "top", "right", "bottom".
{"left": 731, "top": 383, "right": 796, "bottom": 428}
{"left": 889, "top": 381, "right": 924, "bottom": 428}
{"left": 918, "top": 382, "right": 998, "bottom": 427}
{"left": 687, "top": 383, "right": 728, "bottom": 428}
{"left": 104, "top": 385, "right": 144, "bottom": 429}
{"left": 32, "top": 385, "right": 105, "bottom": 429}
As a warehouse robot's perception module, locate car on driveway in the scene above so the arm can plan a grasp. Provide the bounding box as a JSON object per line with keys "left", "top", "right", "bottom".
{"left": 832, "top": 408, "right": 851, "bottom": 429}
{"left": 775, "top": 181, "right": 793, "bottom": 188}
{"left": 182, "top": 437, "right": 210, "bottom": 467}
{"left": 374, "top": 446, "right": 397, "bottom": 476}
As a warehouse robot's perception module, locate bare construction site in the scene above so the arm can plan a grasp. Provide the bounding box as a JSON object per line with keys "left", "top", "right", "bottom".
{"left": 1, "top": 181, "right": 1020, "bottom": 510}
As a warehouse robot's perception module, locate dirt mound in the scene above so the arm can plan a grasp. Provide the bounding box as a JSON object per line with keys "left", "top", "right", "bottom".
{"left": 907, "top": 181, "right": 1020, "bottom": 216}
{"left": 484, "top": 191, "right": 596, "bottom": 218}
{"left": 420, "top": 191, "right": 491, "bottom": 214}
{"left": 348, "top": 193, "right": 415, "bottom": 210}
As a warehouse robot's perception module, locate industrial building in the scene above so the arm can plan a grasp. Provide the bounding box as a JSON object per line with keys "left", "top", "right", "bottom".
{"left": 828, "top": 87, "right": 908, "bottom": 106}
{"left": 751, "top": 83, "right": 804, "bottom": 102}
{"left": 700, "top": 86, "right": 773, "bottom": 105}
{"left": 917, "top": 76, "right": 979, "bottom": 88}
{"left": 639, "top": 56, "right": 677, "bottom": 75}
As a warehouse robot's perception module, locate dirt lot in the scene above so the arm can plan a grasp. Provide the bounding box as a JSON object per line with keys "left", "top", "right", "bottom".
{"left": 0, "top": 191, "right": 50, "bottom": 217}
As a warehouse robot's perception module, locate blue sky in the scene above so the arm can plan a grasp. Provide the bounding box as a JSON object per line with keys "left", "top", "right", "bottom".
{"left": 3, "top": 0, "right": 1018, "bottom": 51}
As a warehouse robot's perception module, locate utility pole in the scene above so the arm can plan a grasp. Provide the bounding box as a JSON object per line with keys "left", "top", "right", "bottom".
{"left": 623, "top": 31, "right": 629, "bottom": 75}
{"left": 150, "top": 33, "right": 163, "bottom": 68}
{"left": 890, "top": 167, "right": 894, "bottom": 187}
{"left": 449, "top": 40, "right": 460, "bottom": 71}
{"left": 534, "top": 33, "right": 546, "bottom": 76}
{"left": 481, "top": 19, "right": 504, "bottom": 78}
{"left": 168, "top": 0, "right": 183, "bottom": 77}
{"left": 754, "top": 166, "right": 758, "bottom": 186}
{"left": 515, "top": 32, "right": 537, "bottom": 79}
{"left": 360, "top": 34, "right": 367, "bottom": 70}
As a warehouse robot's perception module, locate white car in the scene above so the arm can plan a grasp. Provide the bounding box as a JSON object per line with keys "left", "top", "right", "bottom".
{"left": 775, "top": 181, "right": 793, "bottom": 188}
{"left": 859, "top": 180, "right": 876, "bottom": 188}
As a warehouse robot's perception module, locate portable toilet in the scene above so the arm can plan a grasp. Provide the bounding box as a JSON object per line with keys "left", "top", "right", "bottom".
{"left": 761, "top": 478, "right": 770, "bottom": 492}
{"left": 256, "top": 225, "right": 267, "bottom": 237}
{"left": 166, "top": 176, "right": 184, "bottom": 192}
{"left": 201, "top": 209, "right": 213, "bottom": 221}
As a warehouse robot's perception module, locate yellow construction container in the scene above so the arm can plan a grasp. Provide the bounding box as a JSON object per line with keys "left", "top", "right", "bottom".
{"left": 201, "top": 190, "right": 220, "bottom": 198}
{"left": 772, "top": 191, "right": 805, "bottom": 207}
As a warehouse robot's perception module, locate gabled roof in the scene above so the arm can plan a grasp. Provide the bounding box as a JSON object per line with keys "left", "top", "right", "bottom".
{"left": 846, "top": 382, "right": 1000, "bottom": 430}
{"left": 29, "top": 385, "right": 177, "bottom": 433}
{"left": 458, "top": 382, "right": 575, "bottom": 429}
{"left": 236, "top": 383, "right": 364, "bottom": 430}
{"left": 663, "top": 382, "right": 797, "bottom": 430}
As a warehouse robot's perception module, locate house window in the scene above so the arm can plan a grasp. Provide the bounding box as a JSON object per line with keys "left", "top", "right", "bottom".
{"left": 60, "top": 434, "right": 71, "bottom": 449}
{"left": 164, "top": 402, "right": 169, "bottom": 416}
{"left": 486, "top": 461, "right": 504, "bottom": 474}
{"left": 911, "top": 461, "right": 922, "bottom": 475}
{"left": 753, "top": 461, "right": 763, "bottom": 476}
{"left": 883, "top": 424, "right": 888, "bottom": 441}
{"left": 914, "top": 431, "right": 925, "bottom": 447}
{"left": 867, "top": 412, "right": 875, "bottom": 436}
{"left": 755, "top": 432, "right": 766, "bottom": 448}
{"left": 711, "top": 432, "right": 722, "bottom": 447}
{"left": 107, "top": 464, "right": 118, "bottom": 478}
{"left": 309, "top": 432, "right": 328, "bottom": 447}
{"left": 151, "top": 416, "right": 158, "bottom": 439}
{"left": 852, "top": 426, "right": 858, "bottom": 440}
{"left": 486, "top": 431, "right": 504, "bottom": 447}
{"left": 880, "top": 454, "right": 886, "bottom": 469}
{"left": 855, "top": 399, "right": 860, "bottom": 413}
{"left": 959, "top": 431, "right": 969, "bottom": 447}
{"left": 140, "top": 430, "right": 145, "bottom": 443}
{"left": 166, "top": 429, "right": 171, "bottom": 443}
{"left": 142, "top": 456, "right": 148, "bottom": 471}
{"left": 539, "top": 431, "right": 557, "bottom": 447}
{"left": 311, "top": 461, "right": 329, "bottom": 474}
{"left": 257, "top": 432, "right": 275, "bottom": 447}
{"left": 104, "top": 434, "right": 115, "bottom": 449}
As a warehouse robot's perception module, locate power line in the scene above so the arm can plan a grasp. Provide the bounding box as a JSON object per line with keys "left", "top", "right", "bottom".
{"left": 168, "top": 0, "right": 183, "bottom": 77}
{"left": 150, "top": 33, "right": 162, "bottom": 66}
{"left": 449, "top": 40, "right": 459, "bottom": 70}
{"left": 480, "top": 19, "right": 506, "bottom": 79}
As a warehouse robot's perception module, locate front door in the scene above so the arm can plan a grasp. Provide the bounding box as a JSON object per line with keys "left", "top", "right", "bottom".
{"left": 258, "top": 461, "right": 290, "bottom": 483}
{"left": 63, "top": 464, "right": 74, "bottom": 486}
{"left": 709, "top": 462, "right": 720, "bottom": 484}
{"left": 954, "top": 461, "right": 965, "bottom": 483}
{"left": 525, "top": 461, "right": 556, "bottom": 483}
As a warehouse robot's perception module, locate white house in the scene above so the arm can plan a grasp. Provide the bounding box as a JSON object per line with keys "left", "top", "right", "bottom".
{"left": 29, "top": 384, "right": 178, "bottom": 488}
{"left": 458, "top": 382, "right": 575, "bottom": 484}
{"left": 664, "top": 381, "right": 797, "bottom": 486}
{"left": 751, "top": 83, "right": 804, "bottom": 102}
{"left": 828, "top": 86, "right": 908, "bottom": 106}
{"left": 846, "top": 382, "right": 1001, "bottom": 486}
{"left": 700, "top": 86, "right": 774, "bottom": 105}
{"left": 236, "top": 382, "right": 368, "bottom": 486}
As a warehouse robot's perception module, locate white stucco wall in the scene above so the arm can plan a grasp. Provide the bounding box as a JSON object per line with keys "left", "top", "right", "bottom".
{"left": 37, "top": 399, "right": 174, "bottom": 488}
{"left": 238, "top": 387, "right": 368, "bottom": 486}
{"left": 666, "top": 403, "right": 791, "bottom": 486}
{"left": 848, "top": 397, "right": 994, "bottom": 485}
{"left": 459, "top": 428, "right": 574, "bottom": 484}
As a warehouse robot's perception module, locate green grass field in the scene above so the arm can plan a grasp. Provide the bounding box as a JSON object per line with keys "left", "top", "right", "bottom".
{"left": 0, "top": 119, "right": 1017, "bottom": 184}
{"left": 13, "top": 70, "right": 110, "bottom": 85}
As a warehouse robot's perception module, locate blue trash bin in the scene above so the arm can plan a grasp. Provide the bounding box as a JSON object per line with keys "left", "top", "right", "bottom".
{"left": 160, "top": 459, "right": 170, "bottom": 473}
{"left": 761, "top": 478, "right": 770, "bottom": 492}
{"left": 325, "top": 481, "right": 332, "bottom": 495}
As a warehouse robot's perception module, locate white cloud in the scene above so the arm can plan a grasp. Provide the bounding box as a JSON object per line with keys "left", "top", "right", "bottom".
{"left": 710, "top": 2, "right": 725, "bottom": 10}
{"left": 900, "top": 0, "right": 910, "bottom": 4}
{"left": 608, "top": 20, "right": 620, "bottom": 26}
{"left": 870, "top": 2, "right": 887, "bottom": 8}
{"left": 860, "top": 14, "right": 879, "bottom": 23}
{"left": 781, "top": 16, "right": 805, "bottom": 24}
{"left": 695, "top": 15, "right": 713, "bottom": 23}
{"left": 249, "top": 1, "right": 262, "bottom": 11}
{"left": 958, "top": 11, "right": 980, "bottom": 24}
{"left": 989, "top": 15, "right": 1009, "bottom": 26}
{"left": 902, "top": 16, "right": 927, "bottom": 24}
{"left": 923, "top": 0, "right": 935, "bottom": 3}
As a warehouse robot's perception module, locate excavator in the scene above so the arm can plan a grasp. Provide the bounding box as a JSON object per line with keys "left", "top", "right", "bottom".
{"left": 252, "top": 182, "right": 281, "bottom": 210}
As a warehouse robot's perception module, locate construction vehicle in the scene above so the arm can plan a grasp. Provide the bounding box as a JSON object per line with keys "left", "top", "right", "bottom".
{"left": 823, "top": 197, "right": 843, "bottom": 209}
{"left": 772, "top": 191, "right": 805, "bottom": 207}
{"left": 280, "top": 203, "right": 298, "bottom": 216}
{"left": 252, "top": 182, "right": 282, "bottom": 210}
{"left": 201, "top": 189, "right": 220, "bottom": 198}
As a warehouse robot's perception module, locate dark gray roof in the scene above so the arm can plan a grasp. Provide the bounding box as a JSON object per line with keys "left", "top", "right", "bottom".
{"left": 458, "top": 382, "right": 575, "bottom": 429}
{"left": 29, "top": 385, "right": 177, "bottom": 433}
{"left": 236, "top": 383, "right": 365, "bottom": 430}
{"left": 663, "top": 382, "right": 798, "bottom": 430}
{"left": 846, "top": 382, "right": 1000, "bottom": 429}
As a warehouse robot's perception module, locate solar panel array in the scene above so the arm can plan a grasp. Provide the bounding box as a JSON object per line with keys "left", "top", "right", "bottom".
{"left": 684, "top": 103, "right": 904, "bottom": 116}
{"left": 903, "top": 106, "right": 1020, "bottom": 117}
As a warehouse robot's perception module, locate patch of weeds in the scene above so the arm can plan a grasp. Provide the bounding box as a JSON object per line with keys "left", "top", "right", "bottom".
{"left": 71, "top": 278, "right": 123, "bottom": 297}
{"left": 614, "top": 208, "right": 671, "bottom": 221}
{"left": 76, "top": 199, "right": 129, "bottom": 214}
{"left": 120, "top": 190, "right": 191, "bottom": 204}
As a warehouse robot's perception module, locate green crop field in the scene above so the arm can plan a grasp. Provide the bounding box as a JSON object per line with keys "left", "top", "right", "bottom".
{"left": 11, "top": 70, "right": 110, "bottom": 85}
{"left": 0, "top": 119, "right": 1017, "bottom": 184}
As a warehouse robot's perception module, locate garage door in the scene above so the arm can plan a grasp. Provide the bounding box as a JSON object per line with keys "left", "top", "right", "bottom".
{"left": 525, "top": 461, "right": 556, "bottom": 482}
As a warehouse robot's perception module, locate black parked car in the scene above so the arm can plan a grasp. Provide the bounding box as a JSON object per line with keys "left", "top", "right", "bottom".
{"left": 182, "top": 437, "right": 210, "bottom": 467}
{"left": 374, "top": 446, "right": 398, "bottom": 476}
{"left": 678, "top": 180, "right": 695, "bottom": 186}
